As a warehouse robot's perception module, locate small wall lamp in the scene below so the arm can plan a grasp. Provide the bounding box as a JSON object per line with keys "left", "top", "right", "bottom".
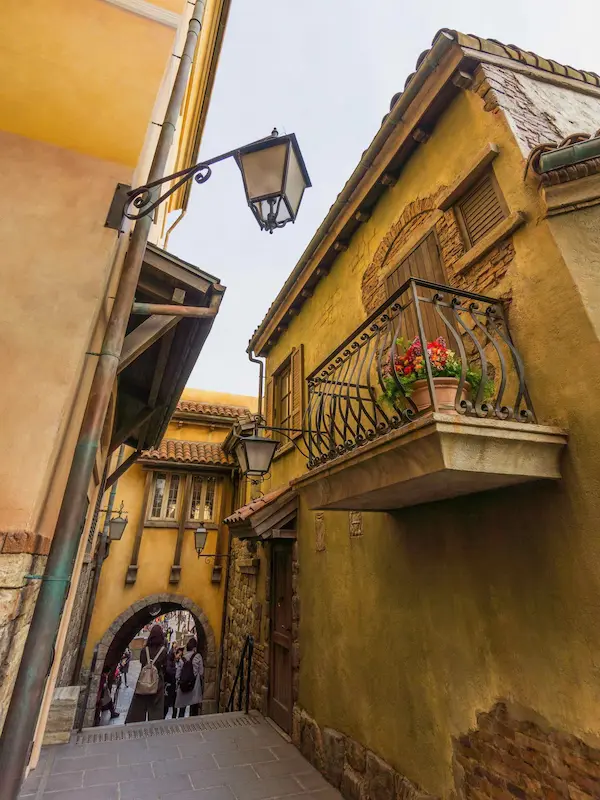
{"left": 194, "top": 525, "right": 230, "bottom": 562}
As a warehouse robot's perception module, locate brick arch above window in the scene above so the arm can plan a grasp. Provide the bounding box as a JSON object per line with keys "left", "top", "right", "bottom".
{"left": 361, "top": 195, "right": 440, "bottom": 313}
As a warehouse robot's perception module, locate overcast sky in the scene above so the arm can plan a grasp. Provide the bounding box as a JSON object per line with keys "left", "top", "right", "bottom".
{"left": 172, "top": 0, "right": 600, "bottom": 399}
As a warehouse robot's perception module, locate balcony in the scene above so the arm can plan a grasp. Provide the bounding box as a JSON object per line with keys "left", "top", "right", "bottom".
{"left": 293, "top": 278, "right": 567, "bottom": 511}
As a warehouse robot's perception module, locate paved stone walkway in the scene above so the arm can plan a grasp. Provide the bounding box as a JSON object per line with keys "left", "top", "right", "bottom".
{"left": 19, "top": 713, "right": 342, "bottom": 800}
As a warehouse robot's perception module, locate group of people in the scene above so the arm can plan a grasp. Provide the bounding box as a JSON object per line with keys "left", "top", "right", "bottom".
{"left": 97, "top": 624, "right": 204, "bottom": 724}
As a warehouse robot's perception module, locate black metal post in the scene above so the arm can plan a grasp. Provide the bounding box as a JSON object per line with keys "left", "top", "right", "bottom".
{"left": 244, "top": 637, "right": 254, "bottom": 714}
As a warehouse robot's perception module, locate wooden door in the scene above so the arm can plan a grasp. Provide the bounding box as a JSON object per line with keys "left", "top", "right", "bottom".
{"left": 386, "top": 231, "right": 449, "bottom": 343}
{"left": 269, "top": 543, "right": 293, "bottom": 732}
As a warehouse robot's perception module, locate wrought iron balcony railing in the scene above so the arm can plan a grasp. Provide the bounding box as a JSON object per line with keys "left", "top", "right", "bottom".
{"left": 304, "top": 278, "right": 535, "bottom": 469}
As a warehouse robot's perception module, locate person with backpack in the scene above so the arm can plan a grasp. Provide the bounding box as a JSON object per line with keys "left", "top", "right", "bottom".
{"left": 125, "top": 625, "right": 167, "bottom": 723}
{"left": 175, "top": 637, "right": 203, "bottom": 718}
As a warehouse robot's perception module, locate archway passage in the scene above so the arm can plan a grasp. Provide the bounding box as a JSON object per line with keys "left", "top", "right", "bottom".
{"left": 84, "top": 594, "right": 218, "bottom": 727}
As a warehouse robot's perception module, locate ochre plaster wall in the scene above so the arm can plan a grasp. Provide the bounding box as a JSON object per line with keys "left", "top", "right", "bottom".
{"left": 85, "top": 390, "right": 255, "bottom": 666}
{"left": 260, "top": 86, "right": 600, "bottom": 796}
{"left": 0, "top": 130, "right": 130, "bottom": 538}
{"left": 0, "top": 0, "right": 182, "bottom": 166}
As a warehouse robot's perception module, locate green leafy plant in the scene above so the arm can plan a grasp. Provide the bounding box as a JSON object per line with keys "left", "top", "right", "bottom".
{"left": 379, "top": 336, "right": 494, "bottom": 407}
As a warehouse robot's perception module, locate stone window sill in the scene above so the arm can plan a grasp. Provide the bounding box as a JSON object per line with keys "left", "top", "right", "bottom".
{"left": 454, "top": 211, "right": 527, "bottom": 274}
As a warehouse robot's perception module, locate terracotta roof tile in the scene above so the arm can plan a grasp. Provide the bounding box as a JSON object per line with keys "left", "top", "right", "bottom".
{"left": 176, "top": 401, "right": 251, "bottom": 418}
{"left": 141, "top": 439, "right": 233, "bottom": 466}
{"left": 224, "top": 485, "right": 291, "bottom": 525}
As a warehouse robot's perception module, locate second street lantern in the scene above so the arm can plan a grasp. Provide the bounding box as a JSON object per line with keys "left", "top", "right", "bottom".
{"left": 236, "top": 130, "right": 312, "bottom": 233}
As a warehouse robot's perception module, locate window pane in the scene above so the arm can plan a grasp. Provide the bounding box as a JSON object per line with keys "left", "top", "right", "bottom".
{"left": 165, "top": 474, "right": 180, "bottom": 519}
{"left": 189, "top": 477, "right": 204, "bottom": 521}
{"left": 151, "top": 474, "right": 166, "bottom": 518}
{"left": 204, "top": 478, "right": 216, "bottom": 522}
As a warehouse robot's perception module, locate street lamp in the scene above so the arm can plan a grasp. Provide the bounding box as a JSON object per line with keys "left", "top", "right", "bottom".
{"left": 125, "top": 129, "right": 311, "bottom": 234}
{"left": 194, "top": 525, "right": 208, "bottom": 557}
{"left": 234, "top": 434, "right": 279, "bottom": 478}
{"left": 108, "top": 506, "right": 128, "bottom": 541}
{"left": 195, "top": 524, "right": 231, "bottom": 563}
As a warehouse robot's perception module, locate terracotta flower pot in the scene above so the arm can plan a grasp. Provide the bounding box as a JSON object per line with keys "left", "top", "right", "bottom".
{"left": 409, "top": 377, "right": 468, "bottom": 414}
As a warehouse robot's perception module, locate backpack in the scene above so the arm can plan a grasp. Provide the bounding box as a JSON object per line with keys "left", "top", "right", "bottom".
{"left": 179, "top": 654, "right": 196, "bottom": 693}
{"left": 134, "top": 646, "right": 165, "bottom": 696}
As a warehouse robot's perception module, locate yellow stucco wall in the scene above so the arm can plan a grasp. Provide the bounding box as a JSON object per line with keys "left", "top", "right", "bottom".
{"left": 0, "top": 130, "right": 130, "bottom": 536}
{"left": 0, "top": 0, "right": 185, "bottom": 166}
{"left": 85, "top": 390, "right": 255, "bottom": 664}
{"left": 261, "top": 89, "right": 600, "bottom": 796}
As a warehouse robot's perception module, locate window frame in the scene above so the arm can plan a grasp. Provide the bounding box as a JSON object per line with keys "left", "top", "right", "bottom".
{"left": 187, "top": 474, "right": 220, "bottom": 524}
{"left": 146, "top": 471, "right": 222, "bottom": 526}
{"left": 453, "top": 170, "right": 509, "bottom": 251}
{"left": 147, "top": 471, "right": 182, "bottom": 522}
{"left": 266, "top": 346, "right": 304, "bottom": 455}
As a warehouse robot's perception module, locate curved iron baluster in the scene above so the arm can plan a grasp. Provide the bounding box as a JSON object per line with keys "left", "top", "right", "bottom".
{"left": 366, "top": 322, "right": 392, "bottom": 433}
{"left": 323, "top": 357, "right": 349, "bottom": 457}
{"left": 468, "top": 303, "right": 511, "bottom": 419}
{"left": 335, "top": 350, "right": 357, "bottom": 453}
{"left": 320, "top": 361, "right": 340, "bottom": 458}
{"left": 377, "top": 298, "right": 417, "bottom": 418}
{"left": 486, "top": 312, "right": 535, "bottom": 422}
{"left": 464, "top": 301, "right": 492, "bottom": 417}
{"left": 431, "top": 294, "right": 472, "bottom": 416}
{"left": 353, "top": 332, "right": 380, "bottom": 441}
{"left": 343, "top": 342, "right": 370, "bottom": 447}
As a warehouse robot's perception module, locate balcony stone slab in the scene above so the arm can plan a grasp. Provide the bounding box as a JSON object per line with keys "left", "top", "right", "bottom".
{"left": 293, "top": 413, "right": 568, "bottom": 511}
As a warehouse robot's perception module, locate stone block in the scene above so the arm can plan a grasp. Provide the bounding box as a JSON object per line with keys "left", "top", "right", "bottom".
{"left": 0, "top": 553, "right": 32, "bottom": 588}
{"left": 292, "top": 594, "right": 301, "bottom": 622}
{"left": 323, "top": 727, "right": 346, "bottom": 788}
{"left": 43, "top": 686, "right": 80, "bottom": 745}
{"left": 342, "top": 763, "right": 367, "bottom": 800}
{"left": 0, "top": 588, "right": 21, "bottom": 623}
{"left": 298, "top": 709, "right": 325, "bottom": 772}
{"left": 366, "top": 751, "right": 396, "bottom": 800}
{"left": 346, "top": 738, "right": 367, "bottom": 773}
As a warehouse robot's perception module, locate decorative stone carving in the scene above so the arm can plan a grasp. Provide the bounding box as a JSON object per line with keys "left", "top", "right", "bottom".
{"left": 315, "top": 512, "right": 326, "bottom": 552}
{"left": 349, "top": 511, "right": 363, "bottom": 538}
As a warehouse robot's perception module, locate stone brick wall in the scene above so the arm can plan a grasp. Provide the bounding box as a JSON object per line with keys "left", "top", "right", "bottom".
{"left": 220, "top": 537, "right": 300, "bottom": 718}
{"left": 292, "top": 703, "right": 600, "bottom": 800}
{"left": 56, "top": 559, "right": 93, "bottom": 687}
{"left": 0, "top": 535, "right": 49, "bottom": 734}
{"left": 454, "top": 702, "right": 600, "bottom": 800}
{"left": 220, "top": 539, "right": 270, "bottom": 712}
{"left": 293, "top": 706, "right": 438, "bottom": 800}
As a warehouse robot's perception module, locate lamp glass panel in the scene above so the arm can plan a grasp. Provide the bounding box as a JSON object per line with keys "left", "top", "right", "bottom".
{"left": 284, "top": 146, "right": 307, "bottom": 216}
{"left": 239, "top": 143, "right": 287, "bottom": 200}
{"left": 109, "top": 516, "right": 128, "bottom": 541}
{"left": 195, "top": 528, "right": 208, "bottom": 554}
{"left": 244, "top": 437, "right": 278, "bottom": 475}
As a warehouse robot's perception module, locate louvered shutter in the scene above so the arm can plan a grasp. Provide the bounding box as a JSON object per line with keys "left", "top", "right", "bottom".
{"left": 290, "top": 346, "right": 304, "bottom": 440}
{"left": 457, "top": 175, "right": 506, "bottom": 247}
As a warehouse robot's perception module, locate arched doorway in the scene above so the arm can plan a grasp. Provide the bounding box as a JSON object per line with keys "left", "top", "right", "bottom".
{"left": 84, "top": 594, "right": 217, "bottom": 727}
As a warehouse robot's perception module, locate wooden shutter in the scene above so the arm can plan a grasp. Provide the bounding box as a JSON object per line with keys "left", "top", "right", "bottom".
{"left": 290, "top": 345, "right": 304, "bottom": 440}
{"left": 265, "top": 375, "right": 275, "bottom": 428}
{"left": 456, "top": 174, "right": 506, "bottom": 247}
{"left": 385, "top": 232, "right": 448, "bottom": 341}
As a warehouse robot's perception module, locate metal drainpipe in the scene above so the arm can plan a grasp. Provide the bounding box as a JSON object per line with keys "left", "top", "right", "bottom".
{"left": 0, "top": 4, "right": 206, "bottom": 794}
{"left": 247, "top": 349, "right": 264, "bottom": 418}
{"left": 71, "top": 445, "right": 125, "bottom": 691}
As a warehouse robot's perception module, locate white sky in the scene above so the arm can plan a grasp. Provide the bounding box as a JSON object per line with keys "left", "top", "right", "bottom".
{"left": 173, "top": 0, "right": 600, "bottom": 398}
